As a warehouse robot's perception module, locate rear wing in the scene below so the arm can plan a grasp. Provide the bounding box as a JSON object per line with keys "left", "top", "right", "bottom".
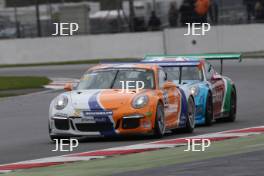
{"left": 144, "top": 54, "right": 242, "bottom": 74}
{"left": 178, "top": 54, "right": 242, "bottom": 74}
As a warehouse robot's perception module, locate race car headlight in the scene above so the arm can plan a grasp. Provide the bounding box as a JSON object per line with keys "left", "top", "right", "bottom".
{"left": 132, "top": 95, "right": 149, "bottom": 109}
{"left": 55, "top": 95, "right": 68, "bottom": 110}
{"left": 190, "top": 86, "right": 199, "bottom": 96}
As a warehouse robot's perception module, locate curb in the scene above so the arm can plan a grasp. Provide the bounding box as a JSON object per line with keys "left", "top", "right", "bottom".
{"left": 0, "top": 126, "right": 264, "bottom": 174}
{"left": 45, "top": 78, "right": 78, "bottom": 90}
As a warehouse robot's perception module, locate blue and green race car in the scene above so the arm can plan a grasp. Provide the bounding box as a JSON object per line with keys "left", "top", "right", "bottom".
{"left": 142, "top": 54, "right": 241, "bottom": 126}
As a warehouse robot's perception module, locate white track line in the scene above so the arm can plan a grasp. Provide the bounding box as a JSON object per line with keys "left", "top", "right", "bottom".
{"left": 18, "top": 156, "right": 105, "bottom": 164}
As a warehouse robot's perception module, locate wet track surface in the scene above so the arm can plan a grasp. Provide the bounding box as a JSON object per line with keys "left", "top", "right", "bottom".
{"left": 0, "top": 59, "right": 264, "bottom": 164}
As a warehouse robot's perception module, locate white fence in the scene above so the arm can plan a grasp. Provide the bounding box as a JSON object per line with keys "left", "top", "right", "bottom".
{"left": 0, "top": 24, "right": 264, "bottom": 64}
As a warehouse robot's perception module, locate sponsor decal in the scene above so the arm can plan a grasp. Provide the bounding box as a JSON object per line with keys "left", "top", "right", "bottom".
{"left": 163, "top": 91, "right": 169, "bottom": 106}
{"left": 178, "top": 88, "right": 188, "bottom": 127}
{"left": 88, "top": 92, "right": 116, "bottom": 136}
{"left": 83, "top": 111, "right": 113, "bottom": 116}
{"left": 73, "top": 109, "right": 81, "bottom": 117}
{"left": 196, "top": 107, "right": 203, "bottom": 114}
{"left": 81, "top": 116, "right": 96, "bottom": 123}
{"left": 214, "top": 91, "right": 224, "bottom": 103}
{"left": 54, "top": 113, "right": 68, "bottom": 118}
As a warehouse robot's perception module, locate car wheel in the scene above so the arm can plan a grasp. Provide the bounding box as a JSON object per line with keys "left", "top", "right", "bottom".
{"left": 205, "top": 93, "right": 214, "bottom": 126}
{"left": 153, "top": 103, "right": 165, "bottom": 138}
{"left": 227, "top": 88, "right": 237, "bottom": 122}
{"left": 183, "top": 97, "right": 195, "bottom": 133}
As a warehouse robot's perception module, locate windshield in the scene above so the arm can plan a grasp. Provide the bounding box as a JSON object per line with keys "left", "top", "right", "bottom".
{"left": 163, "top": 66, "right": 203, "bottom": 83}
{"left": 77, "top": 69, "right": 155, "bottom": 90}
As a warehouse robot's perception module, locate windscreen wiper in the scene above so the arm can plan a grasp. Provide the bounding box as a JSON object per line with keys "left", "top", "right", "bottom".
{"left": 110, "top": 70, "right": 119, "bottom": 89}
{"left": 179, "top": 67, "right": 182, "bottom": 84}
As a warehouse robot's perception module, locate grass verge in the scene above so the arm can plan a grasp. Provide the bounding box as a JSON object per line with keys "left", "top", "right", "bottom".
{"left": 0, "top": 76, "right": 50, "bottom": 97}
{"left": 0, "top": 76, "right": 50, "bottom": 91}
{"left": 0, "top": 93, "right": 19, "bottom": 98}
{"left": 5, "top": 134, "right": 264, "bottom": 176}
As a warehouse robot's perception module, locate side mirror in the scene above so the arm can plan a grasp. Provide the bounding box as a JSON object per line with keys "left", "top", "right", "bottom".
{"left": 64, "top": 83, "right": 73, "bottom": 92}
{"left": 163, "top": 81, "right": 177, "bottom": 89}
{"left": 211, "top": 74, "right": 222, "bottom": 81}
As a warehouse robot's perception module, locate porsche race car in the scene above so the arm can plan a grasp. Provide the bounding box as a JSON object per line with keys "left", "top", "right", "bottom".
{"left": 49, "top": 63, "right": 196, "bottom": 140}
{"left": 143, "top": 54, "right": 241, "bottom": 126}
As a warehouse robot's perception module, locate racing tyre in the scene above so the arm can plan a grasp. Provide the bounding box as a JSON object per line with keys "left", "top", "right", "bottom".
{"left": 227, "top": 88, "right": 237, "bottom": 122}
{"left": 153, "top": 103, "right": 165, "bottom": 138}
{"left": 205, "top": 93, "right": 213, "bottom": 126}
{"left": 183, "top": 97, "right": 195, "bottom": 133}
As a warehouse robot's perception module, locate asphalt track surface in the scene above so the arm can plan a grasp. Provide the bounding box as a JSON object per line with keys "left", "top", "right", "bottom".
{"left": 117, "top": 150, "right": 264, "bottom": 176}
{"left": 0, "top": 59, "right": 264, "bottom": 165}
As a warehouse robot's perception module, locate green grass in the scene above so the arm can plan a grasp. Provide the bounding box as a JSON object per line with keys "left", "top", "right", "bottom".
{"left": 0, "top": 76, "right": 50, "bottom": 91}
{"left": 5, "top": 134, "right": 264, "bottom": 176}
{"left": 0, "top": 93, "right": 19, "bottom": 98}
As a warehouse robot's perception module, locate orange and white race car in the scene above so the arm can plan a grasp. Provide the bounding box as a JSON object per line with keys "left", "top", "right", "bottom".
{"left": 49, "top": 63, "right": 196, "bottom": 140}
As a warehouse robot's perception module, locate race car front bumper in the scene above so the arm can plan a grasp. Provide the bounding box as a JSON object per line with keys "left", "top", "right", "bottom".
{"left": 49, "top": 112, "right": 154, "bottom": 137}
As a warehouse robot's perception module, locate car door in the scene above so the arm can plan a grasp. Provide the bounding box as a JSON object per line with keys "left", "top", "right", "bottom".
{"left": 204, "top": 62, "right": 225, "bottom": 117}
{"left": 158, "top": 69, "right": 181, "bottom": 128}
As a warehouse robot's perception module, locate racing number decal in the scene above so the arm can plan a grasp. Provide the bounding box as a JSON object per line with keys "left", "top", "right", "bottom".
{"left": 214, "top": 89, "right": 224, "bottom": 103}
{"left": 212, "top": 80, "right": 225, "bottom": 114}
{"left": 163, "top": 91, "right": 169, "bottom": 107}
